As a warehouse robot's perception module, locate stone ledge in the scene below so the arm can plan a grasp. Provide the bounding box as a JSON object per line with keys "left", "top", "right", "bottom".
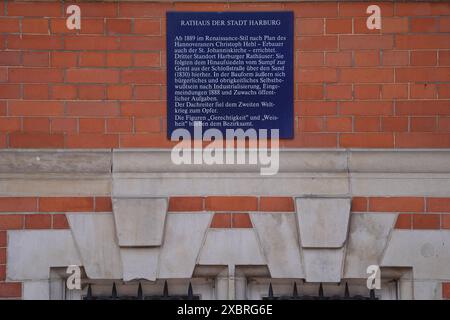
{"left": 113, "top": 149, "right": 450, "bottom": 174}
{"left": 0, "top": 149, "right": 112, "bottom": 174}
{"left": 2, "top": 149, "right": 449, "bottom": 174}
{"left": 2, "top": 149, "right": 450, "bottom": 197}
{"left": 349, "top": 150, "right": 450, "bottom": 173}
{"left": 112, "top": 149, "right": 348, "bottom": 173}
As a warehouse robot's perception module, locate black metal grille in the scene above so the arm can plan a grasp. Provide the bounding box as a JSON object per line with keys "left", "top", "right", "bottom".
{"left": 262, "top": 282, "right": 378, "bottom": 300}
{"left": 83, "top": 281, "right": 200, "bottom": 300}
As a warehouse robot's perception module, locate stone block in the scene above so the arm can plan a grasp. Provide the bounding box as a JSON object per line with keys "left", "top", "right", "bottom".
{"left": 113, "top": 173, "right": 349, "bottom": 197}
{"left": 198, "top": 229, "right": 266, "bottom": 266}
{"left": 295, "top": 197, "right": 351, "bottom": 248}
{"left": 158, "top": 213, "right": 212, "bottom": 278}
{"left": 251, "top": 213, "right": 304, "bottom": 278}
{"left": 23, "top": 280, "right": 50, "bottom": 300}
{"left": 67, "top": 213, "right": 122, "bottom": 279}
{"left": 382, "top": 230, "right": 450, "bottom": 280}
{"left": 0, "top": 150, "right": 111, "bottom": 173}
{"left": 112, "top": 198, "right": 168, "bottom": 247}
{"left": 0, "top": 176, "right": 111, "bottom": 196}
{"left": 344, "top": 213, "right": 396, "bottom": 278}
{"left": 349, "top": 150, "right": 450, "bottom": 173}
{"left": 302, "top": 248, "right": 345, "bottom": 283}
{"left": 413, "top": 280, "right": 442, "bottom": 300}
{"left": 7, "top": 230, "right": 81, "bottom": 281}
{"left": 120, "top": 248, "right": 159, "bottom": 281}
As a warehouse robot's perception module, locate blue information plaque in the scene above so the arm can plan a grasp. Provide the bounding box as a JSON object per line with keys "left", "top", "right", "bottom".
{"left": 166, "top": 11, "right": 294, "bottom": 138}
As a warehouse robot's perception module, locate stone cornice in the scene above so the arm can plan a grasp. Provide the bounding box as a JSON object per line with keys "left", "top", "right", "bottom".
{"left": 2, "top": 149, "right": 450, "bottom": 197}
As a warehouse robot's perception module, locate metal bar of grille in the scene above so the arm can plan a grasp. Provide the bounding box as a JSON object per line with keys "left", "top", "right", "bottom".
{"left": 263, "top": 282, "right": 379, "bottom": 300}
{"left": 83, "top": 281, "right": 200, "bottom": 300}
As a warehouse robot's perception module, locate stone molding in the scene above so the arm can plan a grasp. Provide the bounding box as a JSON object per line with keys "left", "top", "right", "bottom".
{"left": 2, "top": 149, "right": 450, "bottom": 174}
{"left": 0, "top": 149, "right": 112, "bottom": 174}
{"left": 2, "top": 149, "right": 450, "bottom": 197}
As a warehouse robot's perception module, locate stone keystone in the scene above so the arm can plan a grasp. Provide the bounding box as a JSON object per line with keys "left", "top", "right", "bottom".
{"left": 295, "top": 197, "right": 351, "bottom": 248}
{"left": 113, "top": 197, "right": 168, "bottom": 247}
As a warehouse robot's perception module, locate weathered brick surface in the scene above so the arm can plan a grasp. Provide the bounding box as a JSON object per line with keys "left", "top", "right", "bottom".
{"left": 0, "top": 283, "right": 21, "bottom": 298}
{"left": 443, "top": 283, "right": 450, "bottom": 299}
{"left": 0, "top": 1, "right": 448, "bottom": 148}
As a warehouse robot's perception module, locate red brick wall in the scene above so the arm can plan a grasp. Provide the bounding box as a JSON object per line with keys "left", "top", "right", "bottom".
{"left": 169, "top": 195, "right": 450, "bottom": 230}
{"left": 443, "top": 282, "right": 450, "bottom": 299}
{"left": 0, "top": 1, "right": 449, "bottom": 148}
